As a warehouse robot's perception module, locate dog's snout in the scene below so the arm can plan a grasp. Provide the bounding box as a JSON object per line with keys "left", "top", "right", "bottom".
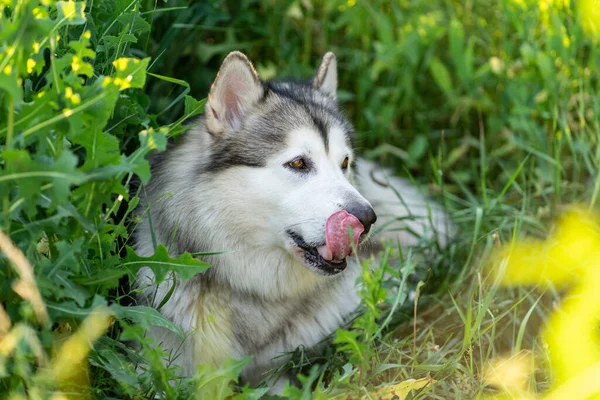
{"left": 345, "top": 204, "right": 377, "bottom": 234}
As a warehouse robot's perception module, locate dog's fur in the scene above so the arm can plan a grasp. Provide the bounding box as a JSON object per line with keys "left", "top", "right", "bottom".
{"left": 134, "top": 52, "right": 451, "bottom": 389}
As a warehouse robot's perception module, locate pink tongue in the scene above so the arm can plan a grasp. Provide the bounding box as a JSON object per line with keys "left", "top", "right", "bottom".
{"left": 317, "top": 210, "right": 364, "bottom": 262}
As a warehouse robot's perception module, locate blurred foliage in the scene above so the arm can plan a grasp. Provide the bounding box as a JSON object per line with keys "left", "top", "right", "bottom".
{"left": 0, "top": 0, "right": 222, "bottom": 397}
{"left": 0, "top": 0, "right": 599, "bottom": 398}
{"left": 145, "top": 0, "right": 599, "bottom": 203}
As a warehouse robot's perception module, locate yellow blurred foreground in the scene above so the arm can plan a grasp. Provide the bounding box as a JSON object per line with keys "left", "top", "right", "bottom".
{"left": 483, "top": 208, "right": 600, "bottom": 399}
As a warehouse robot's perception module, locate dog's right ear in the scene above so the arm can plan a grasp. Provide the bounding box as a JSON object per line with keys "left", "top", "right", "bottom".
{"left": 206, "top": 52, "right": 264, "bottom": 135}
{"left": 313, "top": 52, "right": 337, "bottom": 98}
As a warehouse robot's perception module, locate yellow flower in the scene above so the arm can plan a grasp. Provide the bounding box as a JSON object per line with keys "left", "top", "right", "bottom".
{"left": 71, "top": 56, "right": 81, "bottom": 72}
{"left": 485, "top": 208, "right": 600, "bottom": 398}
{"left": 26, "top": 58, "right": 36, "bottom": 74}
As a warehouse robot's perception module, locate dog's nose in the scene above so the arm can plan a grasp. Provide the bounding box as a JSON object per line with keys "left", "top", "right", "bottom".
{"left": 345, "top": 204, "right": 377, "bottom": 234}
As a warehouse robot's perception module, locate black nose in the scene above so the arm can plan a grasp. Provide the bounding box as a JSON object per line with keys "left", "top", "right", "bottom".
{"left": 345, "top": 203, "right": 377, "bottom": 234}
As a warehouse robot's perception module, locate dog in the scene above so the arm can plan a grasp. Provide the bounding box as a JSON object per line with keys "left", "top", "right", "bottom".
{"left": 133, "top": 51, "right": 451, "bottom": 391}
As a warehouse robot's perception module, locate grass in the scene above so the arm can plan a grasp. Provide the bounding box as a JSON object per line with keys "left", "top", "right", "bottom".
{"left": 1, "top": 0, "right": 599, "bottom": 398}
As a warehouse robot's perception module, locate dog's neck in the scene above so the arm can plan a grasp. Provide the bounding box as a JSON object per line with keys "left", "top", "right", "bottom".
{"left": 194, "top": 242, "right": 336, "bottom": 301}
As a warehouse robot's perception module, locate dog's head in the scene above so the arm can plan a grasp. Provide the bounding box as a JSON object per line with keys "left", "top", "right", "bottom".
{"left": 198, "top": 52, "right": 376, "bottom": 277}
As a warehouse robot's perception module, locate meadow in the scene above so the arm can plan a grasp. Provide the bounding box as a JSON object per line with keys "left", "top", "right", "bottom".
{"left": 0, "top": 0, "right": 599, "bottom": 398}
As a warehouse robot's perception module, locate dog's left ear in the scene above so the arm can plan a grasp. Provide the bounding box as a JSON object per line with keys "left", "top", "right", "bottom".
{"left": 313, "top": 52, "right": 337, "bottom": 98}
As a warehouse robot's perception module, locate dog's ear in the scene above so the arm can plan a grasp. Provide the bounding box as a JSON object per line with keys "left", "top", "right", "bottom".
{"left": 206, "top": 51, "right": 264, "bottom": 135}
{"left": 313, "top": 52, "right": 337, "bottom": 98}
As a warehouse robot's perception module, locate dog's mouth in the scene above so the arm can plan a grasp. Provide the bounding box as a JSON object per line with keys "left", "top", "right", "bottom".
{"left": 286, "top": 211, "right": 367, "bottom": 276}
{"left": 287, "top": 231, "right": 349, "bottom": 275}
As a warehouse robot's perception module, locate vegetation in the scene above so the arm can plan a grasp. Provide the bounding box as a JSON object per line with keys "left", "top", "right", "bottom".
{"left": 0, "top": 0, "right": 598, "bottom": 398}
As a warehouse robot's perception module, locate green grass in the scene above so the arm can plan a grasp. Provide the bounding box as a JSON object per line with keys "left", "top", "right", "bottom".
{"left": 1, "top": 0, "right": 599, "bottom": 398}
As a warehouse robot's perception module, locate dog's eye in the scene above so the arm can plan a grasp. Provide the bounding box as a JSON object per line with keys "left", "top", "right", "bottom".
{"left": 341, "top": 157, "right": 349, "bottom": 170}
{"left": 289, "top": 158, "right": 305, "bottom": 170}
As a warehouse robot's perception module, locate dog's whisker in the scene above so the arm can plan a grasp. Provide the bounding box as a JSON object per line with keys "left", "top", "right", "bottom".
{"left": 279, "top": 218, "right": 324, "bottom": 234}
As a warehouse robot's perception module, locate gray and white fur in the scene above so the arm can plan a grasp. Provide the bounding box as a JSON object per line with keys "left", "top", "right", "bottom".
{"left": 133, "top": 51, "right": 451, "bottom": 390}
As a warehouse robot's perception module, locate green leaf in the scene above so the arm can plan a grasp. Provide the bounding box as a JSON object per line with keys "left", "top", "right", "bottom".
{"left": 238, "top": 385, "right": 270, "bottom": 399}
{"left": 0, "top": 150, "right": 86, "bottom": 212}
{"left": 368, "top": 9, "right": 394, "bottom": 45}
{"left": 73, "top": 267, "right": 129, "bottom": 287}
{"left": 407, "top": 135, "right": 429, "bottom": 162}
{"left": 50, "top": 270, "right": 90, "bottom": 306}
{"left": 116, "top": 12, "right": 152, "bottom": 36}
{"left": 0, "top": 70, "right": 22, "bottom": 102}
{"left": 121, "top": 244, "right": 210, "bottom": 284}
{"left": 147, "top": 72, "right": 190, "bottom": 88}
{"left": 536, "top": 51, "right": 554, "bottom": 84}
{"left": 280, "top": 365, "right": 321, "bottom": 400}
{"left": 184, "top": 95, "right": 206, "bottom": 119}
{"left": 110, "top": 304, "right": 184, "bottom": 338}
{"left": 131, "top": 154, "right": 151, "bottom": 183}
{"left": 449, "top": 19, "right": 465, "bottom": 65}
{"left": 334, "top": 329, "right": 368, "bottom": 363}
{"left": 193, "top": 357, "right": 253, "bottom": 400}
{"left": 74, "top": 130, "right": 121, "bottom": 171}
{"left": 90, "top": 342, "right": 139, "bottom": 390}
{"left": 428, "top": 57, "right": 454, "bottom": 100}
{"left": 449, "top": 19, "right": 466, "bottom": 84}
{"left": 139, "top": 127, "right": 168, "bottom": 152}
{"left": 124, "top": 127, "right": 162, "bottom": 184}
{"left": 464, "top": 37, "right": 475, "bottom": 85}
{"left": 103, "top": 34, "right": 138, "bottom": 46}
{"left": 112, "top": 57, "right": 151, "bottom": 91}
{"left": 369, "top": 377, "right": 436, "bottom": 400}
{"left": 46, "top": 295, "right": 108, "bottom": 320}
{"left": 56, "top": 1, "right": 87, "bottom": 25}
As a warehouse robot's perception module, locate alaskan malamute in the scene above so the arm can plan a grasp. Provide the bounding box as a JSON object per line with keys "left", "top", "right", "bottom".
{"left": 134, "top": 51, "right": 450, "bottom": 390}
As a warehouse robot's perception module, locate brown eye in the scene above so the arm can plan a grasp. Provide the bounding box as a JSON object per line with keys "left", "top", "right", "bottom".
{"left": 289, "top": 158, "right": 305, "bottom": 169}
{"left": 341, "top": 157, "right": 349, "bottom": 170}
